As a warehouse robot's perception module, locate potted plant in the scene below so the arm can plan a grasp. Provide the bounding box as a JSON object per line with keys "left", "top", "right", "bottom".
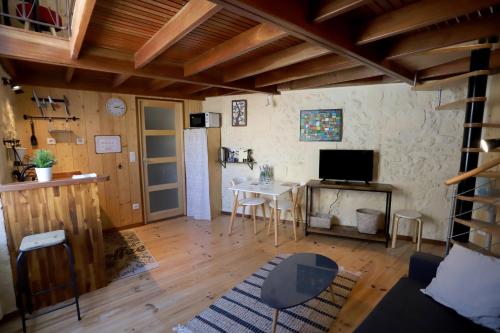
{"left": 32, "top": 150, "right": 56, "bottom": 182}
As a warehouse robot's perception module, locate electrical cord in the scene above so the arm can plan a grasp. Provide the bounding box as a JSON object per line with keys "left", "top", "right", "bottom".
{"left": 328, "top": 190, "right": 341, "bottom": 216}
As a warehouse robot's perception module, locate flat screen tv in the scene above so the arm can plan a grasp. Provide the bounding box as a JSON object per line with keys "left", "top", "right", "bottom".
{"left": 319, "top": 149, "right": 374, "bottom": 182}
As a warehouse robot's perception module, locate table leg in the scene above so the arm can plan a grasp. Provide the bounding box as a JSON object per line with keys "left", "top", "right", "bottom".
{"left": 271, "top": 309, "right": 279, "bottom": 333}
{"left": 273, "top": 196, "right": 279, "bottom": 247}
{"left": 385, "top": 192, "right": 392, "bottom": 247}
{"left": 228, "top": 192, "right": 239, "bottom": 235}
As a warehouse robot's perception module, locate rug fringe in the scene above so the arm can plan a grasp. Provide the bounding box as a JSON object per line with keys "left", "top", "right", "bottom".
{"left": 173, "top": 324, "right": 193, "bottom": 333}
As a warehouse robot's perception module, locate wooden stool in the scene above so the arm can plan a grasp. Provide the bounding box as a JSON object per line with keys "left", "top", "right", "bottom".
{"left": 391, "top": 210, "right": 423, "bottom": 251}
{"left": 16, "top": 230, "right": 81, "bottom": 333}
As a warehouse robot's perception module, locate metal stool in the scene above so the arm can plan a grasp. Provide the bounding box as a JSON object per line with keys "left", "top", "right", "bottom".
{"left": 16, "top": 230, "right": 81, "bottom": 333}
{"left": 391, "top": 210, "right": 423, "bottom": 251}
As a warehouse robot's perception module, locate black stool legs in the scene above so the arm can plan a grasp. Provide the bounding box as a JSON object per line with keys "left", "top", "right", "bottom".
{"left": 16, "top": 241, "right": 81, "bottom": 333}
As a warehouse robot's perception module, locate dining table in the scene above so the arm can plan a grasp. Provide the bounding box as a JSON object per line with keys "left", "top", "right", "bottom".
{"left": 228, "top": 180, "right": 294, "bottom": 246}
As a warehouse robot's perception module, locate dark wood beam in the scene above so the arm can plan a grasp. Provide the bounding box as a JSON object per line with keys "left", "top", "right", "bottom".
{"left": 0, "top": 58, "right": 17, "bottom": 78}
{"left": 70, "top": 0, "right": 96, "bottom": 59}
{"left": 134, "top": 0, "right": 221, "bottom": 69}
{"left": 112, "top": 74, "right": 131, "bottom": 88}
{"left": 357, "top": 0, "right": 500, "bottom": 45}
{"left": 322, "top": 75, "right": 398, "bottom": 88}
{"left": 0, "top": 26, "right": 276, "bottom": 94}
{"left": 418, "top": 49, "right": 500, "bottom": 80}
{"left": 184, "top": 23, "right": 287, "bottom": 76}
{"left": 183, "top": 85, "right": 212, "bottom": 95}
{"left": 255, "top": 54, "right": 358, "bottom": 87}
{"left": 65, "top": 68, "right": 75, "bottom": 83}
{"left": 278, "top": 66, "right": 381, "bottom": 90}
{"left": 149, "top": 79, "right": 175, "bottom": 91}
{"left": 314, "top": 0, "right": 372, "bottom": 22}
{"left": 209, "top": 0, "right": 414, "bottom": 84}
{"left": 386, "top": 13, "right": 500, "bottom": 59}
{"left": 224, "top": 42, "right": 329, "bottom": 82}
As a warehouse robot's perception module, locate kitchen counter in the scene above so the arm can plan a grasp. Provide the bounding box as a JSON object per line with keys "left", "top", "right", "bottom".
{"left": 0, "top": 176, "right": 109, "bottom": 309}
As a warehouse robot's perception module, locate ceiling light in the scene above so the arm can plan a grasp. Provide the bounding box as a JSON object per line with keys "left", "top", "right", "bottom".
{"left": 2, "top": 77, "right": 24, "bottom": 94}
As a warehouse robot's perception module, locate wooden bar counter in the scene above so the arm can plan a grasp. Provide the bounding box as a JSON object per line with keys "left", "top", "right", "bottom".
{"left": 0, "top": 176, "right": 109, "bottom": 308}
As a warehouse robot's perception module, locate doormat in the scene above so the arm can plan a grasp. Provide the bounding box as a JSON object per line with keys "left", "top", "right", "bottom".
{"left": 104, "top": 230, "right": 159, "bottom": 282}
{"left": 174, "top": 254, "right": 360, "bottom": 333}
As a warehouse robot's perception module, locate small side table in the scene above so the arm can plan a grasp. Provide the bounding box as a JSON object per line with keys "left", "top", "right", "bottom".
{"left": 391, "top": 210, "right": 423, "bottom": 251}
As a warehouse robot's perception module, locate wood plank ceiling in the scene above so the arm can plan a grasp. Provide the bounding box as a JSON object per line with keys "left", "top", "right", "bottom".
{"left": 0, "top": 0, "right": 499, "bottom": 100}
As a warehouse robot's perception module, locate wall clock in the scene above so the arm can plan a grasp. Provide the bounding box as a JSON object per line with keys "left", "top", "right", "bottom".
{"left": 106, "top": 97, "right": 127, "bottom": 117}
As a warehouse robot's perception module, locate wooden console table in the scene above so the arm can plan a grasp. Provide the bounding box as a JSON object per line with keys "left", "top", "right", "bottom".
{"left": 305, "top": 180, "right": 394, "bottom": 247}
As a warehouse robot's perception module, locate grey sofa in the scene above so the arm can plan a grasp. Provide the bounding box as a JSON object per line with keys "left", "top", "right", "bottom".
{"left": 354, "top": 252, "right": 493, "bottom": 333}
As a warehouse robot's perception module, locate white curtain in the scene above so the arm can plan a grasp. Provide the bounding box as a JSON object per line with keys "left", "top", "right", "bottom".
{"left": 184, "top": 129, "right": 211, "bottom": 220}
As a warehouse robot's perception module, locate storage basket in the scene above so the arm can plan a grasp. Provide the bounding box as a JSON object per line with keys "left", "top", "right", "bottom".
{"left": 310, "top": 213, "right": 332, "bottom": 229}
{"left": 356, "top": 208, "right": 382, "bottom": 234}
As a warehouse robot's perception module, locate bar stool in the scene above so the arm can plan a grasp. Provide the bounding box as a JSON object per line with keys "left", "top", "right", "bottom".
{"left": 391, "top": 210, "right": 423, "bottom": 251}
{"left": 16, "top": 230, "right": 81, "bottom": 333}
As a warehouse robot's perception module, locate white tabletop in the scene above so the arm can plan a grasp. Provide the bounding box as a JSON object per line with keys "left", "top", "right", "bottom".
{"left": 229, "top": 180, "right": 294, "bottom": 197}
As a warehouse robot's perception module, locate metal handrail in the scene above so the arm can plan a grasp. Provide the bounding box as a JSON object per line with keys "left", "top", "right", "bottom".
{"left": 0, "top": 0, "right": 73, "bottom": 31}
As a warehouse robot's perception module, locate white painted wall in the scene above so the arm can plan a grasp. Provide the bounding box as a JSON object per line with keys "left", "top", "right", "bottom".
{"left": 0, "top": 65, "right": 18, "bottom": 318}
{"left": 203, "top": 81, "right": 482, "bottom": 241}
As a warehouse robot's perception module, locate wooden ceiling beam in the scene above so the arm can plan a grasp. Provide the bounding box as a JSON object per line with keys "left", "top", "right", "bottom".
{"left": 183, "top": 85, "right": 212, "bottom": 95}
{"left": 314, "top": 0, "right": 372, "bottom": 22}
{"left": 0, "top": 26, "right": 276, "bottom": 94}
{"left": 112, "top": 74, "right": 132, "bottom": 87}
{"left": 386, "top": 13, "right": 500, "bottom": 59}
{"left": 70, "top": 0, "right": 96, "bottom": 59}
{"left": 223, "top": 42, "right": 330, "bottom": 82}
{"left": 255, "top": 54, "right": 359, "bottom": 87}
{"left": 184, "top": 23, "right": 287, "bottom": 76}
{"left": 65, "top": 68, "right": 75, "bottom": 83}
{"left": 278, "top": 66, "right": 381, "bottom": 90}
{"left": 149, "top": 79, "right": 175, "bottom": 91}
{"left": 418, "top": 49, "right": 500, "bottom": 80}
{"left": 322, "top": 75, "right": 398, "bottom": 88}
{"left": 209, "top": 0, "right": 414, "bottom": 84}
{"left": 0, "top": 58, "right": 17, "bottom": 78}
{"left": 134, "top": 0, "right": 221, "bottom": 69}
{"left": 357, "top": 0, "right": 500, "bottom": 45}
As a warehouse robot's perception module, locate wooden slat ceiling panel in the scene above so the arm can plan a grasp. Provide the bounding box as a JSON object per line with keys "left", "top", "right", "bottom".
{"left": 338, "top": 0, "right": 420, "bottom": 22}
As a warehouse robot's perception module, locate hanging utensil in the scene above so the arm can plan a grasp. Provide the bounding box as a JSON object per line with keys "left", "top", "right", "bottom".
{"left": 48, "top": 95, "right": 57, "bottom": 112}
{"left": 63, "top": 95, "right": 70, "bottom": 116}
{"left": 32, "top": 89, "right": 45, "bottom": 117}
{"left": 30, "top": 119, "right": 38, "bottom": 147}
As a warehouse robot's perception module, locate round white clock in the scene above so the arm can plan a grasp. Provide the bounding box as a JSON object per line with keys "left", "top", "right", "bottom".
{"left": 106, "top": 97, "right": 127, "bottom": 117}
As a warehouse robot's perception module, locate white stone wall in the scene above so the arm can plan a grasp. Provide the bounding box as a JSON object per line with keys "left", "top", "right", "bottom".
{"left": 203, "top": 82, "right": 476, "bottom": 241}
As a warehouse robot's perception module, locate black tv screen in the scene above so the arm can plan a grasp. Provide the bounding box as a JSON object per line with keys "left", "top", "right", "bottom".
{"left": 319, "top": 149, "right": 374, "bottom": 182}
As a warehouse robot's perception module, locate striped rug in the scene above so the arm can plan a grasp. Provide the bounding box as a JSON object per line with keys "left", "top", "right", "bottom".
{"left": 174, "top": 254, "right": 360, "bottom": 333}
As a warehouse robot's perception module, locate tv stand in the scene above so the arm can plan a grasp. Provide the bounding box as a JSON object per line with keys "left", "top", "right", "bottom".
{"left": 305, "top": 179, "right": 394, "bottom": 247}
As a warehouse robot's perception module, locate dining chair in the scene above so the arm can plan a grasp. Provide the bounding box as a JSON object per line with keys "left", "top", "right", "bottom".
{"left": 267, "top": 182, "right": 306, "bottom": 241}
{"left": 231, "top": 178, "right": 267, "bottom": 234}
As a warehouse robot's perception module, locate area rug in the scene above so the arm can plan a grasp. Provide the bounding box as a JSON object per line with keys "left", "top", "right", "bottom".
{"left": 104, "top": 230, "right": 159, "bottom": 282}
{"left": 174, "top": 254, "right": 360, "bottom": 333}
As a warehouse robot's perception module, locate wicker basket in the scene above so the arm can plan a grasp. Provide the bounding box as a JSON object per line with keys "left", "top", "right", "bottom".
{"left": 356, "top": 208, "right": 382, "bottom": 234}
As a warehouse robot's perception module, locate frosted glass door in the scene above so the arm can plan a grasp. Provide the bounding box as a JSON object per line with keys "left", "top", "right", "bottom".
{"left": 139, "top": 100, "right": 185, "bottom": 222}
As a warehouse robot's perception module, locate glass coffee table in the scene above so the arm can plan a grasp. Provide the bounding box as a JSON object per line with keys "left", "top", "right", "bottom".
{"left": 261, "top": 253, "right": 339, "bottom": 333}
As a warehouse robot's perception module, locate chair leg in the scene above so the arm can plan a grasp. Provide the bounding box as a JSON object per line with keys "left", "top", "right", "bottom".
{"left": 412, "top": 220, "right": 417, "bottom": 243}
{"left": 63, "top": 243, "right": 81, "bottom": 321}
{"left": 268, "top": 208, "right": 273, "bottom": 235}
{"left": 291, "top": 209, "right": 297, "bottom": 241}
{"left": 416, "top": 219, "right": 423, "bottom": 252}
{"left": 261, "top": 204, "right": 267, "bottom": 225}
{"left": 251, "top": 206, "right": 257, "bottom": 234}
{"left": 391, "top": 215, "right": 399, "bottom": 249}
{"left": 228, "top": 193, "right": 239, "bottom": 235}
{"left": 271, "top": 309, "right": 279, "bottom": 333}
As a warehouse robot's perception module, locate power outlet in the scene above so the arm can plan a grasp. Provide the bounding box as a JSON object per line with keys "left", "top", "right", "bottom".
{"left": 132, "top": 203, "right": 140, "bottom": 210}
{"left": 47, "top": 138, "right": 56, "bottom": 145}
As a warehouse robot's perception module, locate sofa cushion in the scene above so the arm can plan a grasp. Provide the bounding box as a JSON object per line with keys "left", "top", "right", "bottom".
{"left": 353, "top": 277, "right": 493, "bottom": 333}
{"left": 422, "top": 244, "right": 500, "bottom": 332}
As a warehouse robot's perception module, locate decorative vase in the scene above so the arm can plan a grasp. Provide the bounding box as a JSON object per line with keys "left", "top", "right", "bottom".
{"left": 35, "top": 167, "right": 53, "bottom": 182}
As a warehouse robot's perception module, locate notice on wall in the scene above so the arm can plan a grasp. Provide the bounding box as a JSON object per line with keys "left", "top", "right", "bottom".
{"left": 95, "top": 135, "right": 122, "bottom": 154}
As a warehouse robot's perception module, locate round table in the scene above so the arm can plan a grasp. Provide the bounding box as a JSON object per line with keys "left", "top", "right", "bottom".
{"left": 261, "top": 253, "right": 339, "bottom": 333}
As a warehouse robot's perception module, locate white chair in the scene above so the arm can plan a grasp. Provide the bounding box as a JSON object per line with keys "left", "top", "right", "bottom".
{"left": 230, "top": 178, "right": 267, "bottom": 234}
{"left": 268, "top": 182, "right": 306, "bottom": 241}
{"left": 391, "top": 210, "right": 423, "bottom": 251}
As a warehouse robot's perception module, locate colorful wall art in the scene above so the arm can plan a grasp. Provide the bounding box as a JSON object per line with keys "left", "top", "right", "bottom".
{"left": 300, "top": 109, "right": 342, "bottom": 141}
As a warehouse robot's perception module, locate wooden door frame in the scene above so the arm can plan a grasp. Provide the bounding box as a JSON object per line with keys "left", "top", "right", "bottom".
{"left": 136, "top": 97, "right": 187, "bottom": 223}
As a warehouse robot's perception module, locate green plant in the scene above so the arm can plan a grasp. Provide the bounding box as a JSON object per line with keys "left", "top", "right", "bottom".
{"left": 32, "top": 150, "right": 56, "bottom": 168}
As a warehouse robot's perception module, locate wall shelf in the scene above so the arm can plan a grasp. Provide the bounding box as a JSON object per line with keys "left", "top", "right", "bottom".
{"left": 218, "top": 160, "right": 256, "bottom": 170}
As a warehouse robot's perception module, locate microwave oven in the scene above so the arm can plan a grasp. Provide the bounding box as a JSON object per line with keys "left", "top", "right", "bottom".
{"left": 190, "top": 112, "right": 221, "bottom": 128}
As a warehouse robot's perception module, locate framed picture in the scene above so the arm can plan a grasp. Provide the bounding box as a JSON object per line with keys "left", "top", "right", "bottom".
{"left": 232, "top": 100, "right": 247, "bottom": 126}
{"left": 300, "top": 109, "right": 343, "bottom": 142}
{"left": 95, "top": 135, "right": 122, "bottom": 153}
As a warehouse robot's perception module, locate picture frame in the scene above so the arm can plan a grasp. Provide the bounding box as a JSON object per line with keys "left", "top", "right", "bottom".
{"left": 95, "top": 135, "right": 122, "bottom": 154}
{"left": 300, "top": 109, "right": 343, "bottom": 142}
{"left": 232, "top": 99, "right": 247, "bottom": 126}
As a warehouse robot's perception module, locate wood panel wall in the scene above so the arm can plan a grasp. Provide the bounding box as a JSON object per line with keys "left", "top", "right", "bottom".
{"left": 13, "top": 86, "right": 203, "bottom": 229}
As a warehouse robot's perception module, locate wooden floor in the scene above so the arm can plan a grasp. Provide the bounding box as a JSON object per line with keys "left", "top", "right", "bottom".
{"left": 0, "top": 215, "right": 444, "bottom": 333}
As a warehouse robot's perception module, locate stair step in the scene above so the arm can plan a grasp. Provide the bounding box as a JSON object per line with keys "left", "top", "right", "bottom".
{"left": 451, "top": 239, "right": 499, "bottom": 258}
{"left": 413, "top": 70, "right": 490, "bottom": 91}
{"left": 462, "top": 148, "right": 500, "bottom": 153}
{"left": 454, "top": 218, "right": 500, "bottom": 237}
{"left": 464, "top": 123, "right": 500, "bottom": 128}
{"left": 456, "top": 195, "right": 500, "bottom": 206}
{"left": 435, "top": 97, "right": 487, "bottom": 111}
